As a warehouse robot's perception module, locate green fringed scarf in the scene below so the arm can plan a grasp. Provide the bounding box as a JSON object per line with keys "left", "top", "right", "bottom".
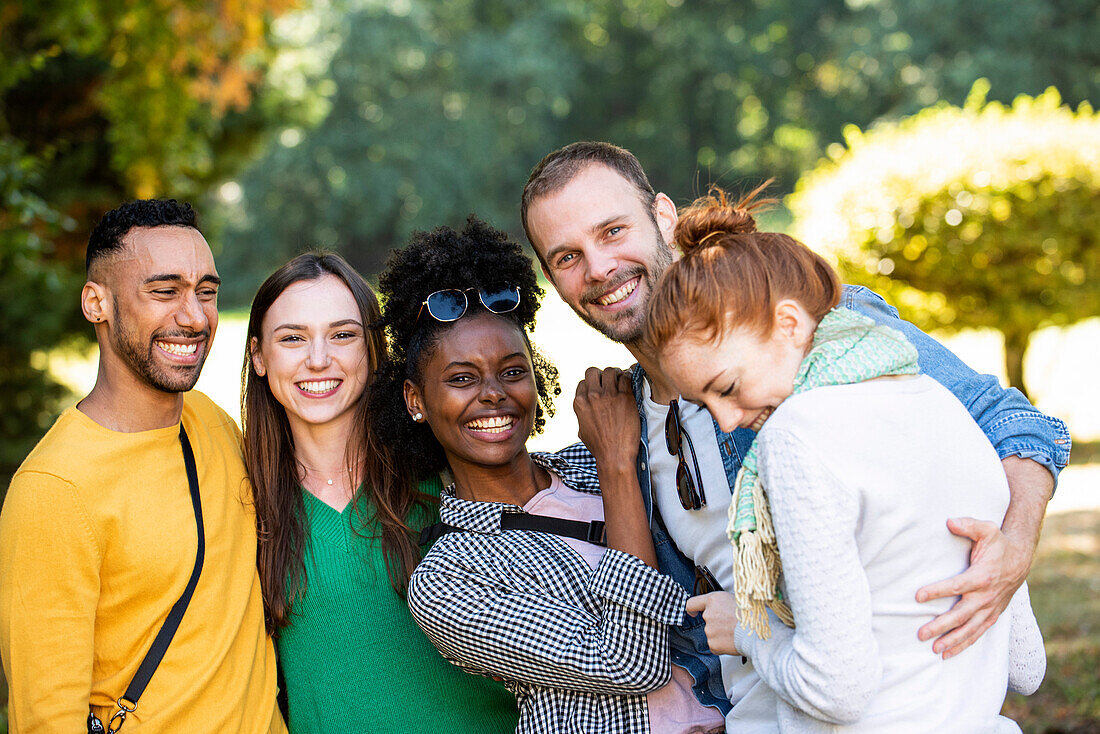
{"left": 727, "top": 307, "right": 920, "bottom": 638}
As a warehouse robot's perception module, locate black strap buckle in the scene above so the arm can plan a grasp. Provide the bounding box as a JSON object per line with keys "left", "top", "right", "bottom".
{"left": 586, "top": 520, "right": 606, "bottom": 545}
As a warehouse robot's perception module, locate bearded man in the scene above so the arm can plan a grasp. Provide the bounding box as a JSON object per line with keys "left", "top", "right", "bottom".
{"left": 0, "top": 200, "right": 285, "bottom": 733}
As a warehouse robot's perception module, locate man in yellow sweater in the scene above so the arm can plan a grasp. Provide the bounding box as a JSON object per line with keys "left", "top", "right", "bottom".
{"left": 0, "top": 200, "right": 285, "bottom": 732}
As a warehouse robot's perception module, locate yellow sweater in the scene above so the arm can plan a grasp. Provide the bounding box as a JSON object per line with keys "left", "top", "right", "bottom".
{"left": 0, "top": 392, "right": 285, "bottom": 733}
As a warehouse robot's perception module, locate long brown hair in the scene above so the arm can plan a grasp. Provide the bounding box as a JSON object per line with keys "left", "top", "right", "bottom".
{"left": 242, "top": 252, "right": 431, "bottom": 634}
{"left": 645, "top": 183, "right": 841, "bottom": 350}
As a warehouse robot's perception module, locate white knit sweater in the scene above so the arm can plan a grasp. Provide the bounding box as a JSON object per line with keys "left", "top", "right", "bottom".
{"left": 733, "top": 376, "right": 1045, "bottom": 733}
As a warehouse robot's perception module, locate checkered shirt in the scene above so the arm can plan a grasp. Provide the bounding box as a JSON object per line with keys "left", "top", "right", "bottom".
{"left": 407, "top": 448, "right": 689, "bottom": 733}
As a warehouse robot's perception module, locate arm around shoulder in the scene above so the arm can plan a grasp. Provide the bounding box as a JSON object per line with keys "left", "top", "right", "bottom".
{"left": 844, "top": 285, "right": 1071, "bottom": 484}
{"left": 0, "top": 470, "right": 102, "bottom": 731}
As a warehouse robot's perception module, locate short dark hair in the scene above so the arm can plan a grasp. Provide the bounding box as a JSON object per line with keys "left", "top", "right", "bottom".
{"left": 520, "top": 141, "right": 656, "bottom": 259}
{"left": 86, "top": 199, "right": 200, "bottom": 273}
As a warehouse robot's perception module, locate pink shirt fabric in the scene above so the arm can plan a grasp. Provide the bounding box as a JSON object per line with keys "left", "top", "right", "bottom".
{"left": 524, "top": 473, "right": 726, "bottom": 734}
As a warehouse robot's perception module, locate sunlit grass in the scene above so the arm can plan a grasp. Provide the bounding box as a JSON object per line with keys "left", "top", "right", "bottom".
{"left": 1002, "top": 510, "right": 1100, "bottom": 731}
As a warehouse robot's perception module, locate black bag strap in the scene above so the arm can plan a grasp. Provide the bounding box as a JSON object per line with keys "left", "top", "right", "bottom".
{"left": 420, "top": 513, "right": 606, "bottom": 547}
{"left": 96, "top": 424, "right": 205, "bottom": 733}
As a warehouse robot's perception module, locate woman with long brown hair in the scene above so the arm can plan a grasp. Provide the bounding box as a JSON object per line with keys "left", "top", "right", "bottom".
{"left": 241, "top": 252, "right": 517, "bottom": 733}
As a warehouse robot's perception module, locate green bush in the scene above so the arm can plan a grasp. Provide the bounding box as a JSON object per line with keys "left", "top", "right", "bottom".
{"left": 0, "top": 139, "right": 84, "bottom": 493}
{"left": 790, "top": 81, "right": 1100, "bottom": 398}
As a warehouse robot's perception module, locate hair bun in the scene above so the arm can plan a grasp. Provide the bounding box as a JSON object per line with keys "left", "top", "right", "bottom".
{"left": 674, "top": 182, "right": 775, "bottom": 254}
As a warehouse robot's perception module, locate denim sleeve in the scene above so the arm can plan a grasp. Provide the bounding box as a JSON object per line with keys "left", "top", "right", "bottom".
{"left": 842, "top": 285, "right": 1071, "bottom": 485}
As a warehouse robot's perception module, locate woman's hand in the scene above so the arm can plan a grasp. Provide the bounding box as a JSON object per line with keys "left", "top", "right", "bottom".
{"left": 573, "top": 366, "right": 640, "bottom": 473}
{"left": 575, "top": 366, "right": 656, "bottom": 567}
{"left": 687, "top": 592, "right": 742, "bottom": 656}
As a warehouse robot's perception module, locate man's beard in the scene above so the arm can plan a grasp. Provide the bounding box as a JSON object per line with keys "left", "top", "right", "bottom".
{"left": 111, "top": 303, "right": 209, "bottom": 393}
{"left": 578, "top": 230, "right": 674, "bottom": 345}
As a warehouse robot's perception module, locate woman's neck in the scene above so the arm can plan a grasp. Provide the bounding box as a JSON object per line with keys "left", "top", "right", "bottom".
{"left": 288, "top": 414, "right": 361, "bottom": 511}
{"left": 449, "top": 450, "right": 551, "bottom": 507}
{"left": 288, "top": 412, "right": 357, "bottom": 476}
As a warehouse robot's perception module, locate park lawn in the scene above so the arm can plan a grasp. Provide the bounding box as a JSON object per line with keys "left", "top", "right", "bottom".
{"left": 1002, "top": 509, "right": 1100, "bottom": 732}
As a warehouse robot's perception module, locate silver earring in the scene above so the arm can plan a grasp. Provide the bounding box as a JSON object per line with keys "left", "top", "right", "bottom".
{"left": 413, "top": 412, "right": 423, "bottom": 422}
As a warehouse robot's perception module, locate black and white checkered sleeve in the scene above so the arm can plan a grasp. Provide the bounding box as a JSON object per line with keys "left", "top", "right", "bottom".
{"left": 407, "top": 540, "right": 688, "bottom": 696}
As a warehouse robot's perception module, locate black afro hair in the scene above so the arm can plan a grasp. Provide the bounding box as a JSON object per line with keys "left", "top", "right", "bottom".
{"left": 368, "top": 215, "right": 561, "bottom": 480}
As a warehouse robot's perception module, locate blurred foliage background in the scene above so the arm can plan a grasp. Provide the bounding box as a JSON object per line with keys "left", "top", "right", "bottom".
{"left": 1, "top": 0, "right": 1099, "bottom": 728}
{"left": 4, "top": 0, "right": 1098, "bottom": 488}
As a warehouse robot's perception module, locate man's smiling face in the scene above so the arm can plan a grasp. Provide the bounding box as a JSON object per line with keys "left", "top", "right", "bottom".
{"left": 100, "top": 225, "right": 220, "bottom": 393}
{"left": 525, "top": 163, "right": 677, "bottom": 346}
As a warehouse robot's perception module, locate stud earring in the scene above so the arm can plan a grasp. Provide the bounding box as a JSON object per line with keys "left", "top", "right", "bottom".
{"left": 413, "top": 412, "right": 423, "bottom": 422}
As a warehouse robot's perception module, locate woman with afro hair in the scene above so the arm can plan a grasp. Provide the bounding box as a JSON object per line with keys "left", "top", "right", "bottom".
{"left": 369, "top": 216, "right": 726, "bottom": 734}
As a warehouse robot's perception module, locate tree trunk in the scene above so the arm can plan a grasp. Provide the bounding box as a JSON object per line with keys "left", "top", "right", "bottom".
{"left": 1003, "top": 329, "right": 1032, "bottom": 400}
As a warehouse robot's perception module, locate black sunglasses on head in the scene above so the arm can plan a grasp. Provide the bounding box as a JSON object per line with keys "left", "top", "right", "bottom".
{"left": 665, "top": 399, "right": 706, "bottom": 511}
{"left": 416, "top": 284, "right": 521, "bottom": 323}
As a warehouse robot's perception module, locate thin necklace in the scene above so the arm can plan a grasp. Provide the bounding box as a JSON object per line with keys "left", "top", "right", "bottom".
{"left": 298, "top": 459, "right": 364, "bottom": 486}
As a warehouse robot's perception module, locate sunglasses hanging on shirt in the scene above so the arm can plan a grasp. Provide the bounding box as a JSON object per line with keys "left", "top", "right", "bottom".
{"left": 416, "top": 284, "right": 521, "bottom": 323}
{"left": 665, "top": 399, "right": 707, "bottom": 511}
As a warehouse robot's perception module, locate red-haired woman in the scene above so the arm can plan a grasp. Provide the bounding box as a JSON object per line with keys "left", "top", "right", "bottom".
{"left": 644, "top": 189, "right": 1045, "bottom": 732}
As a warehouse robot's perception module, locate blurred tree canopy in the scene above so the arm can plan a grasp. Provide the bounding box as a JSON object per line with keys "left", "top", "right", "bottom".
{"left": 790, "top": 82, "right": 1100, "bottom": 398}
{"left": 0, "top": 141, "right": 77, "bottom": 486}
{"left": 215, "top": 0, "right": 581, "bottom": 301}
{"left": 218, "top": 0, "right": 1100, "bottom": 303}
{"left": 0, "top": 0, "right": 299, "bottom": 489}
{"left": 2, "top": 0, "right": 1098, "bottom": 484}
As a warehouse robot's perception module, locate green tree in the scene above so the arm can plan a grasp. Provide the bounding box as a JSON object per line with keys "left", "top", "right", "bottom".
{"left": 0, "top": 0, "right": 299, "bottom": 490}
{"left": 216, "top": 0, "right": 583, "bottom": 303}
{"left": 790, "top": 82, "right": 1100, "bottom": 398}
{"left": 219, "top": 0, "right": 1100, "bottom": 299}
{"left": 0, "top": 141, "right": 83, "bottom": 488}
{"left": 567, "top": 0, "right": 1099, "bottom": 196}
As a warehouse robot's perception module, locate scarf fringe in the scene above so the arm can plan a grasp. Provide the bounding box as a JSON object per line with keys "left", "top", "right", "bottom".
{"left": 732, "top": 528, "right": 795, "bottom": 638}
{"left": 753, "top": 475, "right": 775, "bottom": 545}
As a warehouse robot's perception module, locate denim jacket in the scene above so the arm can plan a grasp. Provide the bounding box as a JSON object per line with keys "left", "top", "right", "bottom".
{"left": 619, "top": 284, "right": 1071, "bottom": 713}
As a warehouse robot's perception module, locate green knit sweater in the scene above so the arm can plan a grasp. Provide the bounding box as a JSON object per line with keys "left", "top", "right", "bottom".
{"left": 277, "top": 478, "right": 519, "bottom": 734}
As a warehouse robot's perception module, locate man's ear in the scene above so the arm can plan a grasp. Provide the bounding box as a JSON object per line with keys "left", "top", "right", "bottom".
{"left": 250, "top": 337, "right": 266, "bottom": 377}
{"left": 652, "top": 192, "right": 679, "bottom": 254}
{"left": 81, "top": 281, "right": 109, "bottom": 326}
{"left": 403, "top": 379, "right": 425, "bottom": 421}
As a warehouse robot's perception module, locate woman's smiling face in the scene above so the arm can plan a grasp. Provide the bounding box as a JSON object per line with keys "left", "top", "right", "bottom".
{"left": 252, "top": 275, "right": 369, "bottom": 433}
{"left": 405, "top": 311, "right": 537, "bottom": 471}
